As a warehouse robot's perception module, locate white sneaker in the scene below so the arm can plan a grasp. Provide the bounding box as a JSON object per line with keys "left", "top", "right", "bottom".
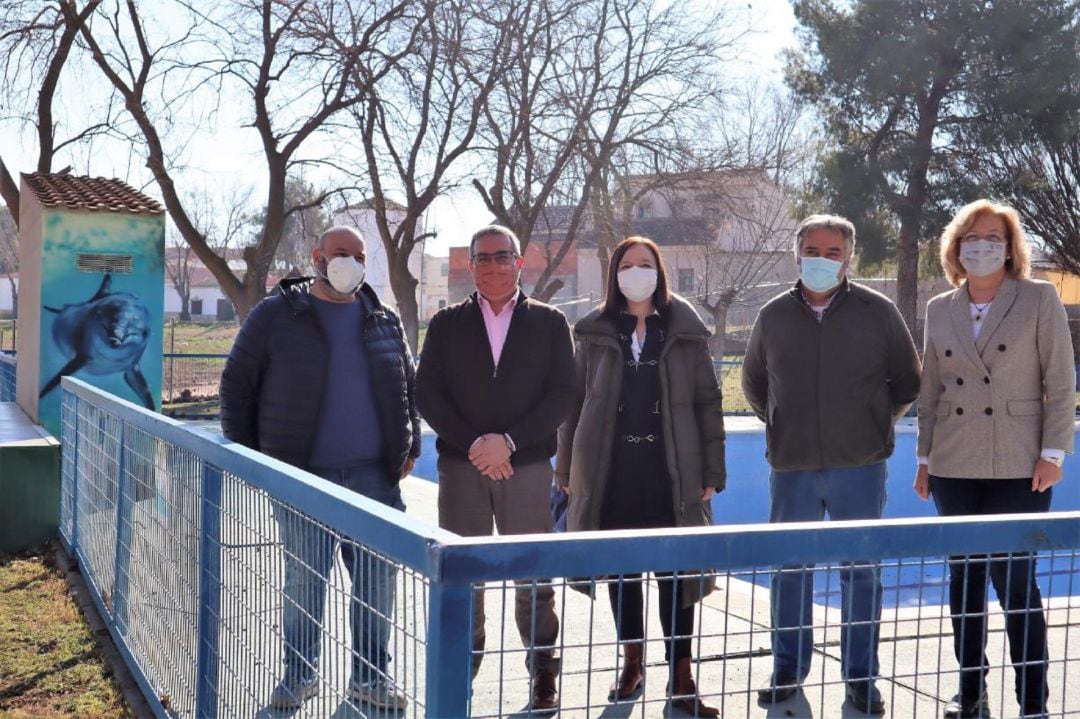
{"left": 349, "top": 678, "right": 409, "bottom": 711}
{"left": 269, "top": 676, "right": 319, "bottom": 709}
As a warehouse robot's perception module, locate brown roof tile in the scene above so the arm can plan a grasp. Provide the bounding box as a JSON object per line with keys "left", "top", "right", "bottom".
{"left": 22, "top": 173, "right": 165, "bottom": 215}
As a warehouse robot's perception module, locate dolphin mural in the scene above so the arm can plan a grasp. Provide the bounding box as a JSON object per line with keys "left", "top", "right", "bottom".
{"left": 39, "top": 273, "right": 154, "bottom": 409}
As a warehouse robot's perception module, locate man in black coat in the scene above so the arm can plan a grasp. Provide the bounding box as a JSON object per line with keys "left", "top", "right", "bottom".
{"left": 220, "top": 226, "right": 419, "bottom": 713}
{"left": 416, "top": 224, "right": 575, "bottom": 712}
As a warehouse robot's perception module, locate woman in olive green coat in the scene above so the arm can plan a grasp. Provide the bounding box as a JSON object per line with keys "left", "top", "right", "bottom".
{"left": 555, "top": 236, "right": 725, "bottom": 715}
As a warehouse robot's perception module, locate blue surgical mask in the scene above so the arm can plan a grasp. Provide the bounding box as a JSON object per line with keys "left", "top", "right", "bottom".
{"left": 800, "top": 256, "right": 844, "bottom": 293}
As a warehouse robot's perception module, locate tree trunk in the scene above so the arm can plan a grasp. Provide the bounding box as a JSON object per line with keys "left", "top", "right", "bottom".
{"left": 388, "top": 256, "right": 420, "bottom": 352}
{"left": 709, "top": 302, "right": 728, "bottom": 359}
{"left": 0, "top": 158, "right": 18, "bottom": 226}
{"left": 895, "top": 219, "right": 919, "bottom": 333}
{"left": 179, "top": 295, "right": 191, "bottom": 322}
{"left": 7, "top": 275, "right": 17, "bottom": 319}
{"left": 597, "top": 243, "right": 611, "bottom": 298}
{"left": 531, "top": 278, "right": 564, "bottom": 303}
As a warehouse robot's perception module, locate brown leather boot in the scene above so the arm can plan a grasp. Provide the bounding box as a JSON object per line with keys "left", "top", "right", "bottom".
{"left": 530, "top": 670, "right": 559, "bottom": 712}
{"left": 608, "top": 642, "right": 645, "bottom": 701}
{"left": 667, "top": 657, "right": 719, "bottom": 717}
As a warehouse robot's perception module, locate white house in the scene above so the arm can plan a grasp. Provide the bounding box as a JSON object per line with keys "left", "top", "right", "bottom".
{"left": 0, "top": 273, "right": 17, "bottom": 316}
{"left": 419, "top": 252, "right": 449, "bottom": 320}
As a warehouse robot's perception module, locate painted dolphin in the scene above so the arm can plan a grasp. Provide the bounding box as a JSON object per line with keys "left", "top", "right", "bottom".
{"left": 39, "top": 273, "right": 154, "bottom": 409}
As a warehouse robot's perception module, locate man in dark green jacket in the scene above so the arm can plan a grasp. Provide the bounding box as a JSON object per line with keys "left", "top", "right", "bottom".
{"left": 743, "top": 215, "right": 920, "bottom": 716}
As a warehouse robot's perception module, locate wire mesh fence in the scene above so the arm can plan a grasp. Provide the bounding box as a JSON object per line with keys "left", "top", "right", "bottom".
{"left": 465, "top": 553, "right": 1078, "bottom": 718}
{"left": 162, "top": 353, "right": 227, "bottom": 408}
{"left": 0, "top": 352, "right": 14, "bottom": 401}
{"left": 60, "top": 378, "right": 440, "bottom": 719}
{"left": 58, "top": 378, "right": 1079, "bottom": 718}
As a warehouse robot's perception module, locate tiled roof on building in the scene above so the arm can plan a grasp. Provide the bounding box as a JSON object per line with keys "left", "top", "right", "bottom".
{"left": 21, "top": 173, "right": 165, "bottom": 215}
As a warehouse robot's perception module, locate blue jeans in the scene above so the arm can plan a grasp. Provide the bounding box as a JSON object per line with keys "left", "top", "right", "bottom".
{"left": 274, "top": 461, "right": 405, "bottom": 684}
{"left": 768, "top": 462, "right": 887, "bottom": 682}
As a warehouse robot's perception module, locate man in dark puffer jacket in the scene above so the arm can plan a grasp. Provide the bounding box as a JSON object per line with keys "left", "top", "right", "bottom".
{"left": 220, "top": 226, "right": 419, "bottom": 713}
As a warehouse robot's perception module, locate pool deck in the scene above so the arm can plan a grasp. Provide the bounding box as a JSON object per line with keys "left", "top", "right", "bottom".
{"left": 392, "top": 477, "right": 1079, "bottom": 719}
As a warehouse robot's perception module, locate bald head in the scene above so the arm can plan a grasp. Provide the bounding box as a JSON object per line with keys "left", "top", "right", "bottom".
{"left": 318, "top": 225, "right": 365, "bottom": 250}
{"left": 312, "top": 226, "right": 365, "bottom": 272}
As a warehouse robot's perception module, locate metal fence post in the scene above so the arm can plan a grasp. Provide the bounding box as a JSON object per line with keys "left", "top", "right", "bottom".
{"left": 112, "top": 422, "right": 132, "bottom": 633}
{"left": 195, "top": 464, "right": 223, "bottom": 719}
{"left": 425, "top": 577, "right": 474, "bottom": 718}
{"left": 70, "top": 393, "right": 80, "bottom": 553}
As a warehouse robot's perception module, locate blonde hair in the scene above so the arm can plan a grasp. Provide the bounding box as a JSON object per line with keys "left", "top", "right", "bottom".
{"left": 938, "top": 199, "right": 1031, "bottom": 287}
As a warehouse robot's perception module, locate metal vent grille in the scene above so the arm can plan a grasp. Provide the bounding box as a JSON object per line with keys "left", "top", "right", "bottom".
{"left": 76, "top": 253, "right": 133, "bottom": 274}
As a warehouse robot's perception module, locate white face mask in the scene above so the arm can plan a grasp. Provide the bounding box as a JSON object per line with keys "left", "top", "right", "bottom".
{"left": 800, "top": 256, "right": 844, "bottom": 293}
{"left": 959, "top": 240, "right": 1006, "bottom": 278}
{"left": 617, "top": 266, "right": 658, "bottom": 303}
{"left": 321, "top": 256, "right": 365, "bottom": 295}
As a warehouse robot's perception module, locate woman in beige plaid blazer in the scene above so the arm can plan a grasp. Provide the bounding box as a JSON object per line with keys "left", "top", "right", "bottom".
{"left": 913, "top": 199, "right": 1075, "bottom": 719}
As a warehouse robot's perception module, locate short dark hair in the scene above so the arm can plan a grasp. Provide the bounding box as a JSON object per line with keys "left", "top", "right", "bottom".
{"left": 600, "top": 236, "right": 672, "bottom": 319}
{"left": 469, "top": 224, "right": 521, "bottom": 256}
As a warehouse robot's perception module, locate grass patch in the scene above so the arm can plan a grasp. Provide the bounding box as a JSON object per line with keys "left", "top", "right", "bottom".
{"left": 163, "top": 320, "right": 428, "bottom": 356}
{"left": 0, "top": 319, "right": 14, "bottom": 353}
{"left": 163, "top": 321, "right": 239, "bottom": 355}
{"left": 716, "top": 359, "right": 752, "bottom": 415}
{"left": 0, "top": 547, "right": 130, "bottom": 719}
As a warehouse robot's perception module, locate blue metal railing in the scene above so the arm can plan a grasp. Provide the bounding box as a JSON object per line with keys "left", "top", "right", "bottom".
{"left": 58, "top": 378, "right": 1080, "bottom": 717}
{"left": 0, "top": 352, "right": 14, "bottom": 402}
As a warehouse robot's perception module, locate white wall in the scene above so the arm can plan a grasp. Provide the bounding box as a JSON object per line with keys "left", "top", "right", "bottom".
{"left": 163, "top": 284, "right": 232, "bottom": 320}
{"left": 0, "top": 275, "right": 18, "bottom": 314}
{"left": 419, "top": 253, "right": 449, "bottom": 320}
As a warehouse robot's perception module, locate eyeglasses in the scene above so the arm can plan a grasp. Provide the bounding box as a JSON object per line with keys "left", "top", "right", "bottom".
{"left": 960, "top": 233, "right": 1006, "bottom": 244}
{"left": 471, "top": 251, "right": 518, "bottom": 266}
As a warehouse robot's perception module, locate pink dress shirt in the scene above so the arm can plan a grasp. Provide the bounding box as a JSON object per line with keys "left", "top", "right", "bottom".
{"left": 477, "top": 292, "right": 518, "bottom": 368}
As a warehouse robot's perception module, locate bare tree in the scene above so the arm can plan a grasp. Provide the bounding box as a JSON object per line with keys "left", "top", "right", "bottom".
{"left": 166, "top": 241, "right": 196, "bottom": 321}
{"left": 695, "top": 172, "right": 797, "bottom": 357}
{"left": 268, "top": 177, "right": 330, "bottom": 273}
{"left": 166, "top": 185, "right": 255, "bottom": 320}
{"left": 472, "top": 0, "right": 737, "bottom": 301}
{"left": 972, "top": 133, "right": 1080, "bottom": 276}
{"left": 0, "top": 0, "right": 114, "bottom": 223}
{"left": 64, "top": 0, "right": 403, "bottom": 320}
{"left": 345, "top": 0, "right": 513, "bottom": 348}
{"left": 588, "top": 144, "right": 736, "bottom": 294}
{"left": 692, "top": 87, "right": 810, "bottom": 356}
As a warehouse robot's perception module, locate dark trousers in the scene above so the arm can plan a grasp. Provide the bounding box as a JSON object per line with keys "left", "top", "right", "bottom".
{"left": 607, "top": 573, "right": 693, "bottom": 663}
{"left": 930, "top": 476, "right": 1051, "bottom": 715}
{"left": 437, "top": 456, "right": 560, "bottom": 677}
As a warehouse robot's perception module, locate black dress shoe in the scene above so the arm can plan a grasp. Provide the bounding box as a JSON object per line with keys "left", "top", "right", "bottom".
{"left": 944, "top": 692, "right": 991, "bottom": 718}
{"left": 757, "top": 674, "right": 799, "bottom": 704}
{"left": 846, "top": 681, "right": 885, "bottom": 715}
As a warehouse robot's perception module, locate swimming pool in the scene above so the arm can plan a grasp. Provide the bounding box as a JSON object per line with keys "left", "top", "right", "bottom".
{"left": 411, "top": 418, "right": 1080, "bottom": 607}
